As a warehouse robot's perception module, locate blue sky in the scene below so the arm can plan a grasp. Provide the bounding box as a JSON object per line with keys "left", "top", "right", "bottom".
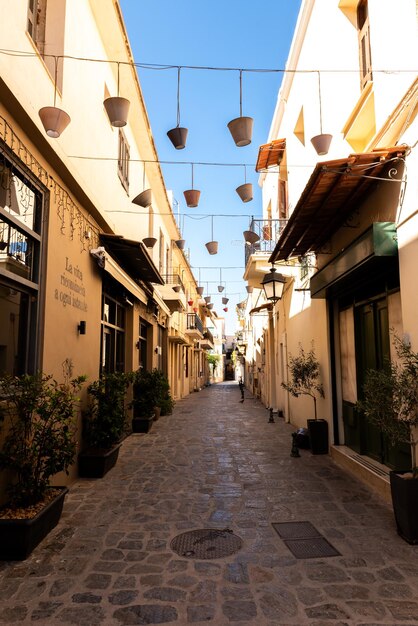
{"left": 119, "top": 0, "right": 302, "bottom": 332}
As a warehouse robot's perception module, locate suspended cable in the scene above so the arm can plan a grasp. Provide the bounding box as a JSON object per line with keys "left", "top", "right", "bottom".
{"left": 0, "top": 48, "right": 415, "bottom": 75}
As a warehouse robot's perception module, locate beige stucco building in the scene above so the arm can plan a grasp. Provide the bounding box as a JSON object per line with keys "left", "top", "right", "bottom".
{"left": 0, "top": 0, "right": 215, "bottom": 496}
{"left": 242, "top": 0, "right": 417, "bottom": 500}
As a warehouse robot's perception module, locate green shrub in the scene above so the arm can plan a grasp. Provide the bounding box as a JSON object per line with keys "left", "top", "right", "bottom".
{"left": 83, "top": 371, "right": 133, "bottom": 450}
{"left": 0, "top": 371, "right": 85, "bottom": 508}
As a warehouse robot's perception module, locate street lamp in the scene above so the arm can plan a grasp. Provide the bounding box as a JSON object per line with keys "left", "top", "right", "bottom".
{"left": 261, "top": 266, "right": 285, "bottom": 303}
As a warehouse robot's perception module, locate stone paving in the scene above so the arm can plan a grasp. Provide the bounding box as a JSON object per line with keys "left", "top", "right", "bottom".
{"left": 1, "top": 381, "right": 418, "bottom": 625}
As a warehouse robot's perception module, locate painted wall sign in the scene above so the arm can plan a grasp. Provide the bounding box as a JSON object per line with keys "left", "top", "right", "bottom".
{"left": 54, "top": 257, "right": 88, "bottom": 312}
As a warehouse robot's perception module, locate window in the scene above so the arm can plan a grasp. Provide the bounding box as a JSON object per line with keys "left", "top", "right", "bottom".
{"left": 158, "top": 229, "right": 164, "bottom": 274}
{"left": 118, "top": 130, "right": 130, "bottom": 193}
{"left": 357, "top": 0, "right": 372, "bottom": 89}
{"left": 278, "top": 179, "right": 288, "bottom": 219}
{"left": 138, "top": 319, "right": 150, "bottom": 370}
{"left": 0, "top": 158, "right": 43, "bottom": 375}
{"left": 101, "top": 292, "right": 126, "bottom": 373}
{"left": 27, "top": 0, "right": 66, "bottom": 91}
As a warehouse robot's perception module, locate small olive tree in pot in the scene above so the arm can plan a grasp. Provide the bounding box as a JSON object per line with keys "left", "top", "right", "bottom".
{"left": 0, "top": 368, "right": 86, "bottom": 559}
{"left": 358, "top": 334, "right": 418, "bottom": 543}
{"left": 282, "top": 343, "right": 327, "bottom": 454}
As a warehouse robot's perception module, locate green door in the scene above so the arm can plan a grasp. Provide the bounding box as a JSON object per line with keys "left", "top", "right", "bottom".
{"left": 355, "top": 298, "right": 411, "bottom": 467}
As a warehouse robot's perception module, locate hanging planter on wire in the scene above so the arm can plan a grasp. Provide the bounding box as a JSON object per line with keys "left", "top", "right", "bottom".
{"left": 39, "top": 57, "right": 71, "bottom": 138}
{"left": 132, "top": 163, "right": 152, "bottom": 208}
{"left": 227, "top": 70, "right": 253, "bottom": 147}
{"left": 310, "top": 72, "right": 333, "bottom": 156}
{"left": 103, "top": 62, "right": 130, "bottom": 127}
{"left": 205, "top": 216, "right": 218, "bottom": 255}
{"left": 217, "top": 268, "right": 224, "bottom": 292}
{"left": 236, "top": 165, "right": 253, "bottom": 203}
{"left": 167, "top": 67, "right": 188, "bottom": 150}
{"left": 184, "top": 164, "right": 201, "bottom": 208}
{"left": 222, "top": 296, "right": 229, "bottom": 305}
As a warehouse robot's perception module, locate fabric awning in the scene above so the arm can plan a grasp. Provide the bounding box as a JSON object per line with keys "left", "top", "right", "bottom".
{"left": 100, "top": 234, "right": 164, "bottom": 285}
{"left": 103, "top": 254, "right": 148, "bottom": 304}
{"left": 269, "top": 146, "right": 407, "bottom": 262}
{"left": 256, "top": 139, "right": 286, "bottom": 172}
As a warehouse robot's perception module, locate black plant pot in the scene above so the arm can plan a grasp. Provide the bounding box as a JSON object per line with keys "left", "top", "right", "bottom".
{"left": 0, "top": 487, "right": 68, "bottom": 561}
{"left": 307, "top": 419, "right": 329, "bottom": 455}
{"left": 132, "top": 415, "right": 154, "bottom": 433}
{"left": 390, "top": 470, "right": 418, "bottom": 544}
{"left": 78, "top": 443, "right": 121, "bottom": 478}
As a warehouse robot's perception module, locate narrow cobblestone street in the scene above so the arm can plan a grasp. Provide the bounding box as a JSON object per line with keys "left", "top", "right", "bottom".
{"left": 1, "top": 381, "right": 418, "bottom": 625}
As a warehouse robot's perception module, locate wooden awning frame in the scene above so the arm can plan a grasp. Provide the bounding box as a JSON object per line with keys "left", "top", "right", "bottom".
{"left": 255, "top": 139, "right": 286, "bottom": 172}
{"left": 269, "top": 146, "right": 407, "bottom": 262}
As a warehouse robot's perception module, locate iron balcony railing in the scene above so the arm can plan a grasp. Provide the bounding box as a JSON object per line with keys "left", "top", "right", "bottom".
{"left": 161, "top": 273, "right": 185, "bottom": 292}
{"left": 186, "top": 313, "right": 203, "bottom": 334}
{"left": 244, "top": 218, "right": 288, "bottom": 266}
{"left": 203, "top": 328, "right": 214, "bottom": 344}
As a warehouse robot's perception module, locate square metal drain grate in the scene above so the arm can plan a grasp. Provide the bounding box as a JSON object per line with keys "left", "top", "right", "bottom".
{"left": 272, "top": 521, "right": 340, "bottom": 559}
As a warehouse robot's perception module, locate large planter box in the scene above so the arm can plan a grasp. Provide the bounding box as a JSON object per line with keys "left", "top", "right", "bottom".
{"left": 132, "top": 415, "right": 154, "bottom": 433}
{"left": 78, "top": 443, "right": 121, "bottom": 478}
{"left": 390, "top": 470, "right": 418, "bottom": 544}
{"left": 0, "top": 487, "right": 68, "bottom": 561}
{"left": 307, "top": 419, "right": 329, "bottom": 455}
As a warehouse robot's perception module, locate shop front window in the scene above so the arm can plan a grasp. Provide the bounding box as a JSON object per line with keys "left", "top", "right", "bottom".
{"left": 0, "top": 156, "right": 42, "bottom": 375}
{"left": 101, "top": 293, "right": 126, "bottom": 373}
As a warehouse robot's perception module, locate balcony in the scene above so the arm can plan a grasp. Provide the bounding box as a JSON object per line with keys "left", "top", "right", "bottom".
{"left": 155, "top": 273, "right": 186, "bottom": 312}
{"left": 185, "top": 313, "right": 203, "bottom": 340}
{"left": 201, "top": 328, "right": 214, "bottom": 350}
{"left": 244, "top": 219, "right": 288, "bottom": 266}
{"left": 243, "top": 219, "right": 288, "bottom": 288}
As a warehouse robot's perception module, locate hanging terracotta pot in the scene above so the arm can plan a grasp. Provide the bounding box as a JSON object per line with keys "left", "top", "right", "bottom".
{"left": 184, "top": 189, "right": 200, "bottom": 208}
{"left": 207, "top": 303, "right": 214, "bottom": 310}
{"left": 227, "top": 116, "right": 253, "bottom": 147}
{"left": 246, "top": 285, "right": 253, "bottom": 293}
{"left": 196, "top": 286, "right": 204, "bottom": 296}
{"left": 217, "top": 285, "right": 224, "bottom": 293}
{"left": 193, "top": 307, "right": 198, "bottom": 313}
{"left": 311, "top": 133, "right": 333, "bottom": 156}
{"left": 175, "top": 239, "right": 186, "bottom": 250}
{"left": 39, "top": 106, "right": 71, "bottom": 138}
{"left": 167, "top": 127, "right": 188, "bottom": 150}
{"left": 205, "top": 241, "right": 218, "bottom": 255}
{"left": 132, "top": 189, "right": 152, "bottom": 208}
{"left": 188, "top": 299, "right": 193, "bottom": 306}
{"left": 223, "top": 307, "right": 228, "bottom": 312}
{"left": 172, "top": 285, "right": 181, "bottom": 293}
{"left": 243, "top": 230, "right": 260, "bottom": 245}
{"left": 142, "top": 237, "right": 157, "bottom": 248}
{"left": 204, "top": 296, "right": 211, "bottom": 304}
{"left": 222, "top": 297, "right": 229, "bottom": 305}
{"left": 103, "top": 96, "right": 130, "bottom": 127}
{"left": 236, "top": 183, "right": 253, "bottom": 203}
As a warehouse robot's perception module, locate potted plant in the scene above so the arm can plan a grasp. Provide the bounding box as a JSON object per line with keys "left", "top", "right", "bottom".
{"left": 131, "top": 369, "right": 174, "bottom": 429}
{"left": 282, "top": 343, "right": 327, "bottom": 454}
{"left": 0, "top": 369, "right": 85, "bottom": 560}
{"left": 131, "top": 369, "right": 157, "bottom": 433}
{"left": 152, "top": 369, "right": 175, "bottom": 416}
{"left": 79, "top": 371, "right": 132, "bottom": 478}
{"left": 358, "top": 334, "right": 418, "bottom": 544}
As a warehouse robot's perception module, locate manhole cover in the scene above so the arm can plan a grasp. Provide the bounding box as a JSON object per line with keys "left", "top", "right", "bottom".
{"left": 170, "top": 528, "right": 243, "bottom": 559}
